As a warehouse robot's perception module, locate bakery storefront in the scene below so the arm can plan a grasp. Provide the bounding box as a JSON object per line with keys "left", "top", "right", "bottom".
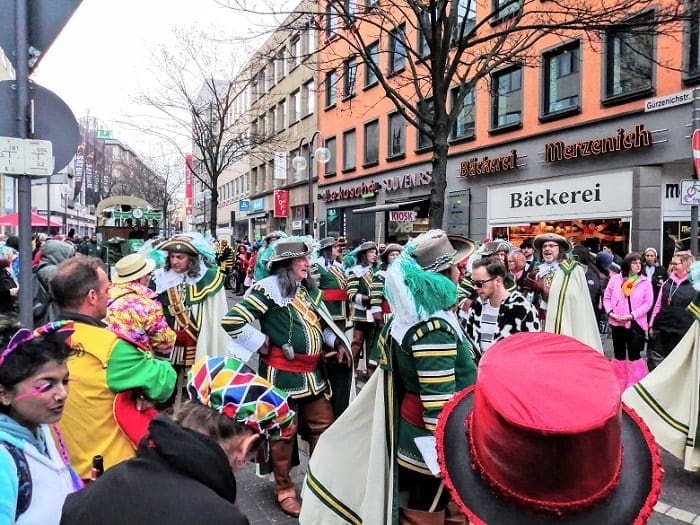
{"left": 318, "top": 167, "right": 433, "bottom": 245}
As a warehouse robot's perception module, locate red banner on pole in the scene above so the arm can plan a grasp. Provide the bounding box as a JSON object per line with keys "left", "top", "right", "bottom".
{"left": 274, "top": 189, "right": 289, "bottom": 218}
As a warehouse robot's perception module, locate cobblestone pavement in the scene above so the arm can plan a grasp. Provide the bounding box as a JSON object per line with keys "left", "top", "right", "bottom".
{"left": 227, "top": 291, "right": 699, "bottom": 524}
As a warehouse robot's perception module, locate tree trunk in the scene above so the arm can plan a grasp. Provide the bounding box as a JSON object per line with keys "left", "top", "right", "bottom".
{"left": 209, "top": 193, "right": 218, "bottom": 236}
{"left": 428, "top": 129, "right": 450, "bottom": 230}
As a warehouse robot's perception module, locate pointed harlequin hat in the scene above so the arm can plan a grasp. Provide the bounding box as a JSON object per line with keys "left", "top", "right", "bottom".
{"left": 436, "top": 332, "right": 662, "bottom": 525}
{"left": 187, "top": 356, "right": 295, "bottom": 439}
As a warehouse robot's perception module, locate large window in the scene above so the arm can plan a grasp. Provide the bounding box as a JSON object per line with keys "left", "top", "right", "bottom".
{"left": 491, "top": 66, "right": 522, "bottom": 129}
{"left": 365, "top": 41, "right": 379, "bottom": 87}
{"left": 364, "top": 119, "right": 379, "bottom": 165}
{"left": 604, "top": 12, "right": 655, "bottom": 100}
{"left": 451, "top": 86, "right": 475, "bottom": 139}
{"left": 325, "top": 70, "right": 337, "bottom": 107}
{"left": 690, "top": 1, "right": 700, "bottom": 79}
{"left": 343, "top": 129, "right": 356, "bottom": 171}
{"left": 325, "top": 137, "right": 337, "bottom": 177}
{"left": 493, "top": 0, "right": 522, "bottom": 21}
{"left": 388, "top": 112, "right": 405, "bottom": 158}
{"left": 417, "top": 98, "right": 434, "bottom": 150}
{"left": 343, "top": 56, "right": 358, "bottom": 98}
{"left": 389, "top": 25, "right": 406, "bottom": 74}
{"left": 543, "top": 42, "right": 580, "bottom": 116}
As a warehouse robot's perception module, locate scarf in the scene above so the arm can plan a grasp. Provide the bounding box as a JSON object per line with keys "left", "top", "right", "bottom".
{"left": 622, "top": 273, "right": 640, "bottom": 296}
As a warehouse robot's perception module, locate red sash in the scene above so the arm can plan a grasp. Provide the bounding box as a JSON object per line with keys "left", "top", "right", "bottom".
{"left": 381, "top": 300, "right": 391, "bottom": 314}
{"left": 400, "top": 392, "right": 425, "bottom": 429}
{"left": 262, "top": 346, "right": 322, "bottom": 373}
{"left": 323, "top": 288, "right": 349, "bottom": 302}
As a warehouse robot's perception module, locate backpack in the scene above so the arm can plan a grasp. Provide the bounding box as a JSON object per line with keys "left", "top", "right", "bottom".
{"left": 2, "top": 441, "right": 32, "bottom": 520}
{"left": 32, "top": 264, "right": 52, "bottom": 325}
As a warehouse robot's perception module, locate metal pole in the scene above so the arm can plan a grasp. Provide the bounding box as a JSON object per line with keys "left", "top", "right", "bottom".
{"left": 691, "top": 88, "right": 700, "bottom": 256}
{"left": 307, "top": 142, "right": 313, "bottom": 237}
{"left": 14, "top": 0, "right": 33, "bottom": 327}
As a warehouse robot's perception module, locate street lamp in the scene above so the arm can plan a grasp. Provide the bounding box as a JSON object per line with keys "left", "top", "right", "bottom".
{"left": 292, "top": 131, "right": 331, "bottom": 237}
{"left": 201, "top": 188, "right": 211, "bottom": 234}
{"left": 61, "top": 184, "right": 69, "bottom": 234}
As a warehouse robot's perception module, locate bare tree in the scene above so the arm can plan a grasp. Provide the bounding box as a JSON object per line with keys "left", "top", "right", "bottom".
{"left": 225, "top": 0, "right": 687, "bottom": 228}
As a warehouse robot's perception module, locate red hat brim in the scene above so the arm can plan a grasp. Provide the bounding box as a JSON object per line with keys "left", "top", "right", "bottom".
{"left": 436, "top": 386, "right": 662, "bottom": 525}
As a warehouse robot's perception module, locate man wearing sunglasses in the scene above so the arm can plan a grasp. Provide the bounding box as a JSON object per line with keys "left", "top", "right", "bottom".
{"left": 464, "top": 258, "right": 540, "bottom": 357}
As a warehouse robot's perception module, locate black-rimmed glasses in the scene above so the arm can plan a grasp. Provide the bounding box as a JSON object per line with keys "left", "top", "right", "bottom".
{"left": 471, "top": 276, "right": 496, "bottom": 288}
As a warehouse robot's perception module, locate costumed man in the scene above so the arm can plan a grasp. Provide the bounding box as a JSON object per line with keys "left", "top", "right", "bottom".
{"left": 623, "top": 260, "right": 700, "bottom": 472}
{"left": 300, "top": 230, "right": 477, "bottom": 525}
{"left": 222, "top": 238, "right": 352, "bottom": 518}
{"left": 366, "top": 243, "right": 402, "bottom": 376}
{"left": 310, "top": 237, "right": 348, "bottom": 330}
{"left": 215, "top": 238, "right": 235, "bottom": 289}
{"left": 253, "top": 231, "right": 288, "bottom": 282}
{"left": 153, "top": 234, "right": 230, "bottom": 381}
{"left": 346, "top": 241, "right": 379, "bottom": 371}
{"left": 523, "top": 233, "right": 603, "bottom": 352}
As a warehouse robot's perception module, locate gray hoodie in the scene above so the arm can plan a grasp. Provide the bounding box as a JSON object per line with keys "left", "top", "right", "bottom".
{"left": 36, "top": 240, "right": 74, "bottom": 285}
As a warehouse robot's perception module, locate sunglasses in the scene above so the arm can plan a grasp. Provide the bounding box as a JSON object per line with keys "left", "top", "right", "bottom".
{"left": 471, "top": 276, "right": 496, "bottom": 288}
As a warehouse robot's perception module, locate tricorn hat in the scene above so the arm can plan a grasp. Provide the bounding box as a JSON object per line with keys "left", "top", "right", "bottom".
{"left": 357, "top": 241, "right": 377, "bottom": 254}
{"left": 533, "top": 233, "right": 572, "bottom": 253}
{"left": 380, "top": 243, "right": 403, "bottom": 263}
{"left": 481, "top": 240, "right": 511, "bottom": 257}
{"left": 112, "top": 253, "right": 155, "bottom": 284}
{"left": 317, "top": 237, "right": 338, "bottom": 252}
{"left": 267, "top": 239, "right": 312, "bottom": 266}
{"left": 159, "top": 235, "right": 199, "bottom": 256}
{"left": 436, "top": 332, "right": 662, "bottom": 525}
{"left": 412, "top": 232, "right": 476, "bottom": 272}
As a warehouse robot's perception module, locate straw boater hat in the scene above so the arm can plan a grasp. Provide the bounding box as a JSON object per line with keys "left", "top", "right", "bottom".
{"left": 112, "top": 253, "right": 155, "bottom": 284}
{"left": 380, "top": 243, "right": 403, "bottom": 263}
{"left": 159, "top": 235, "right": 199, "bottom": 256}
{"left": 533, "top": 233, "right": 572, "bottom": 253}
{"left": 317, "top": 237, "right": 338, "bottom": 252}
{"left": 436, "top": 332, "right": 662, "bottom": 525}
{"left": 413, "top": 232, "right": 476, "bottom": 273}
{"left": 266, "top": 239, "right": 312, "bottom": 266}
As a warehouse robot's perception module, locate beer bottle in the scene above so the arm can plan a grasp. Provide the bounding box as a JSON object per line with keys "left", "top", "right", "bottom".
{"left": 90, "top": 455, "right": 104, "bottom": 482}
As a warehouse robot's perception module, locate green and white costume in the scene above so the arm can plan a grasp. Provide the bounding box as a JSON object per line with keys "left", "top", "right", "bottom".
{"left": 346, "top": 264, "right": 375, "bottom": 323}
{"left": 310, "top": 258, "right": 348, "bottom": 322}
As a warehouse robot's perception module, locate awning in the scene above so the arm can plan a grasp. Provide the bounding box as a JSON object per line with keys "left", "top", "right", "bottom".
{"left": 352, "top": 198, "right": 427, "bottom": 214}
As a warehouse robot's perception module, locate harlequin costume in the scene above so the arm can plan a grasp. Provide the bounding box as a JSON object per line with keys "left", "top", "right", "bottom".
{"left": 623, "top": 264, "right": 700, "bottom": 472}
{"left": 310, "top": 237, "right": 348, "bottom": 329}
{"left": 437, "top": 332, "right": 663, "bottom": 524}
{"left": 222, "top": 238, "right": 352, "bottom": 517}
{"left": 153, "top": 235, "right": 230, "bottom": 370}
{"left": 300, "top": 230, "right": 477, "bottom": 525}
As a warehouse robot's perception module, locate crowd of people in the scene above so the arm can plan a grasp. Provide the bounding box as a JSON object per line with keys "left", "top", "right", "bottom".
{"left": 0, "top": 226, "right": 697, "bottom": 524}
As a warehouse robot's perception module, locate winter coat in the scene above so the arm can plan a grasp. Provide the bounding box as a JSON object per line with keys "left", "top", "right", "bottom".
{"left": 36, "top": 240, "right": 74, "bottom": 285}
{"left": 603, "top": 273, "right": 654, "bottom": 330}
{"left": 60, "top": 414, "right": 249, "bottom": 525}
{"left": 0, "top": 268, "right": 17, "bottom": 313}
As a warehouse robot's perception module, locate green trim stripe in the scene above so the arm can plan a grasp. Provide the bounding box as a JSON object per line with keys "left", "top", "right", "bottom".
{"left": 306, "top": 467, "right": 362, "bottom": 524}
{"left": 632, "top": 383, "right": 689, "bottom": 434}
{"left": 553, "top": 271, "right": 572, "bottom": 333}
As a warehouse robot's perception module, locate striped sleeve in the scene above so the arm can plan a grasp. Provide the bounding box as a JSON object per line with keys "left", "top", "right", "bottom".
{"left": 457, "top": 276, "right": 476, "bottom": 305}
{"left": 309, "top": 263, "right": 321, "bottom": 285}
{"left": 410, "top": 321, "right": 459, "bottom": 431}
{"left": 221, "top": 285, "right": 272, "bottom": 352}
{"left": 346, "top": 273, "right": 360, "bottom": 302}
{"left": 369, "top": 272, "right": 385, "bottom": 311}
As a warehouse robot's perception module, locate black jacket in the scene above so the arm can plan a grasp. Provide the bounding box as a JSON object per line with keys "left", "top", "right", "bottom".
{"left": 61, "top": 415, "right": 249, "bottom": 525}
{"left": 652, "top": 277, "right": 695, "bottom": 335}
{"left": 0, "top": 269, "right": 16, "bottom": 313}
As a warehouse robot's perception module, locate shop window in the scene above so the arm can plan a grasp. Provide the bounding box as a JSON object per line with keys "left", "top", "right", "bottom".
{"left": 365, "top": 41, "right": 379, "bottom": 87}
{"left": 325, "top": 70, "right": 337, "bottom": 108}
{"left": 389, "top": 24, "right": 407, "bottom": 74}
{"left": 343, "top": 129, "right": 356, "bottom": 171}
{"left": 603, "top": 11, "right": 655, "bottom": 103}
{"left": 324, "top": 137, "right": 337, "bottom": 177}
{"left": 451, "top": 86, "right": 475, "bottom": 140}
{"left": 687, "top": 1, "right": 700, "bottom": 83}
{"left": 417, "top": 98, "right": 434, "bottom": 150}
{"left": 491, "top": 65, "right": 522, "bottom": 131}
{"left": 492, "top": 0, "right": 522, "bottom": 23}
{"left": 343, "top": 56, "right": 358, "bottom": 98}
{"left": 542, "top": 41, "right": 581, "bottom": 118}
{"left": 364, "top": 119, "right": 380, "bottom": 166}
{"left": 387, "top": 112, "right": 405, "bottom": 158}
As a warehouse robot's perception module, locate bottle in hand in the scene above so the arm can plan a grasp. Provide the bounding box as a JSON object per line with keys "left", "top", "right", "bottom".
{"left": 90, "top": 455, "right": 104, "bottom": 483}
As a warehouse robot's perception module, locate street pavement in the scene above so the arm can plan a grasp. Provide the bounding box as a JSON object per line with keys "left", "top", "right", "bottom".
{"left": 226, "top": 290, "right": 700, "bottom": 524}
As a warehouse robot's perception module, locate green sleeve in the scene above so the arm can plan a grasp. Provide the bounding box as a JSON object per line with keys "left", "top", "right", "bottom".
{"left": 106, "top": 340, "right": 177, "bottom": 403}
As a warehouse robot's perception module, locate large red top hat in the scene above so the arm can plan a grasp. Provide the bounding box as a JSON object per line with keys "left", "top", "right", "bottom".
{"left": 436, "top": 332, "right": 662, "bottom": 525}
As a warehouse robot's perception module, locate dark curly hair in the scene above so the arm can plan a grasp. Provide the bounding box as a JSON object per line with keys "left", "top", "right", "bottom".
{"left": 0, "top": 315, "right": 75, "bottom": 404}
{"left": 164, "top": 253, "right": 201, "bottom": 278}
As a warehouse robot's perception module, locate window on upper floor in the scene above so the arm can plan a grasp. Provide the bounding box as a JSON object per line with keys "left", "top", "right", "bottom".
{"left": 604, "top": 11, "right": 655, "bottom": 103}
{"left": 306, "top": 21, "right": 316, "bottom": 54}
{"left": 389, "top": 24, "right": 407, "bottom": 74}
{"left": 689, "top": 1, "right": 700, "bottom": 82}
{"left": 277, "top": 100, "right": 286, "bottom": 131}
{"left": 258, "top": 114, "right": 266, "bottom": 138}
{"left": 325, "top": 70, "right": 337, "bottom": 107}
{"left": 303, "top": 80, "right": 315, "bottom": 115}
{"left": 451, "top": 86, "right": 475, "bottom": 140}
{"left": 276, "top": 50, "right": 286, "bottom": 83}
{"left": 387, "top": 112, "right": 405, "bottom": 158}
{"left": 542, "top": 41, "right": 581, "bottom": 118}
{"left": 290, "top": 36, "right": 302, "bottom": 71}
{"left": 326, "top": 2, "right": 339, "bottom": 39}
{"left": 365, "top": 41, "right": 379, "bottom": 87}
{"left": 268, "top": 108, "right": 276, "bottom": 134}
{"left": 251, "top": 166, "right": 259, "bottom": 193}
{"left": 343, "top": 56, "right": 358, "bottom": 98}
{"left": 266, "top": 61, "right": 275, "bottom": 91}
{"left": 290, "top": 90, "right": 300, "bottom": 123}
{"left": 454, "top": 0, "right": 476, "bottom": 38}
{"left": 343, "top": 0, "right": 358, "bottom": 24}
{"left": 364, "top": 119, "right": 379, "bottom": 165}
{"left": 417, "top": 98, "right": 434, "bottom": 150}
{"left": 492, "top": 0, "right": 522, "bottom": 22}
{"left": 343, "top": 129, "right": 356, "bottom": 171}
{"left": 417, "top": 24, "right": 430, "bottom": 58}
{"left": 325, "top": 137, "right": 337, "bottom": 177}
{"left": 365, "top": 0, "right": 379, "bottom": 11}
{"left": 491, "top": 65, "right": 522, "bottom": 130}
{"left": 258, "top": 68, "right": 266, "bottom": 97}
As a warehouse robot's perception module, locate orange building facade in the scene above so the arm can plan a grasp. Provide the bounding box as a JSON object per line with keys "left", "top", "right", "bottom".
{"left": 316, "top": 1, "right": 699, "bottom": 260}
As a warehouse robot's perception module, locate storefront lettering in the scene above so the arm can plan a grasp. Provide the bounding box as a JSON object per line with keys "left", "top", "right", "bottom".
{"left": 321, "top": 181, "right": 378, "bottom": 202}
{"left": 544, "top": 125, "right": 651, "bottom": 163}
{"left": 510, "top": 184, "right": 601, "bottom": 208}
{"left": 380, "top": 171, "right": 432, "bottom": 191}
{"left": 459, "top": 150, "right": 517, "bottom": 177}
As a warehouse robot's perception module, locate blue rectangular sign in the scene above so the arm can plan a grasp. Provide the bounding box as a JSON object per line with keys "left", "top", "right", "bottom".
{"left": 239, "top": 200, "right": 250, "bottom": 211}
{"left": 252, "top": 198, "right": 264, "bottom": 212}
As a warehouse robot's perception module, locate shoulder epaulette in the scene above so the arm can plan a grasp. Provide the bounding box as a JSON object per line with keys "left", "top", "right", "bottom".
{"left": 411, "top": 318, "right": 454, "bottom": 342}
